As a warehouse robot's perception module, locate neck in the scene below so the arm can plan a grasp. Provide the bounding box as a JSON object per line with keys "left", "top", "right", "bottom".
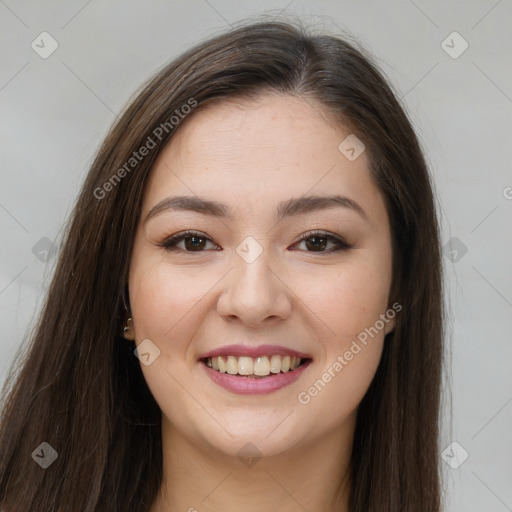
{"left": 151, "top": 417, "right": 354, "bottom": 512}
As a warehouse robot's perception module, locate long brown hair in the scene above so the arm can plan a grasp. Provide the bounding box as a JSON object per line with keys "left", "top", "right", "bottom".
{"left": 0, "top": 18, "right": 444, "bottom": 511}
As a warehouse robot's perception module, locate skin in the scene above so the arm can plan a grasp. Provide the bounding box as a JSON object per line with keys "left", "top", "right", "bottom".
{"left": 126, "top": 93, "right": 395, "bottom": 512}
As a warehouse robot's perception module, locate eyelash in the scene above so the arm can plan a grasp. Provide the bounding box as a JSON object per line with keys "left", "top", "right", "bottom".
{"left": 159, "top": 229, "right": 353, "bottom": 254}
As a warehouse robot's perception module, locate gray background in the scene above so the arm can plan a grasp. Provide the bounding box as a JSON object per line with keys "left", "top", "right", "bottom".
{"left": 1, "top": 1, "right": 511, "bottom": 510}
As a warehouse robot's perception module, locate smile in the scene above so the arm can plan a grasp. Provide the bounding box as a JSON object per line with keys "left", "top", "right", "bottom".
{"left": 201, "top": 356, "right": 312, "bottom": 395}
{"left": 203, "top": 355, "right": 306, "bottom": 378}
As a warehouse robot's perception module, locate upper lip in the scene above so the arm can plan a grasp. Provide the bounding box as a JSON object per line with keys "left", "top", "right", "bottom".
{"left": 198, "top": 344, "right": 312, "bottom": 360}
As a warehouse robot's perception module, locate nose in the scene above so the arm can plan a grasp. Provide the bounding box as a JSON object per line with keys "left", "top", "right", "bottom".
{"left": 216, "top": 248, "right": 292, "bottom": 327}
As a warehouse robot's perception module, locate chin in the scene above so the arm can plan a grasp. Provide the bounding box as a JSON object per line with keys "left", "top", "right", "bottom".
{"left": 200, "top": 419, "right": 306, "bottom": 460}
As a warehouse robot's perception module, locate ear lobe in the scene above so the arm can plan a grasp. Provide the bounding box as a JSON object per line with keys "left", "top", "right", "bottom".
{"left": 123, "top": 317, "right": 135, "bottom": 340}
{"left": 383, "top": 300, "right": 401, "bottom": 336}
{"left": 384, "top": 315, "right": 396, "bottom": 336}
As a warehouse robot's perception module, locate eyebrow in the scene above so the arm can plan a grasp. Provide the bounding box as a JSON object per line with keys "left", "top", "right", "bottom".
{"left": 144, "top": 194, "right": 369, "bottom": 223}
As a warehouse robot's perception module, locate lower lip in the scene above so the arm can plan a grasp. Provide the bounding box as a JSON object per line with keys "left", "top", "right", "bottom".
{"left": 202, "top": 360, "right": 312, "bottom": 395}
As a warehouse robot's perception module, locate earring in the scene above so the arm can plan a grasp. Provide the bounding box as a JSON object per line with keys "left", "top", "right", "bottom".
{"left": 123, "top": 317, "right": 135, "bottom": 340}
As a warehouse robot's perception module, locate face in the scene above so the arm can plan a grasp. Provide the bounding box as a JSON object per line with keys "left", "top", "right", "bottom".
{"left": 128, "top": 93, "right": 395, "bottom": 459}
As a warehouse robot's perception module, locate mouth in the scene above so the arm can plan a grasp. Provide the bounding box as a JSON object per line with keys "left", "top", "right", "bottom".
{"left": 201, "top": 355, "right": 311, "bottom": 378}
{"left": 198, "top": 344, "right": 313, "bottom": 394}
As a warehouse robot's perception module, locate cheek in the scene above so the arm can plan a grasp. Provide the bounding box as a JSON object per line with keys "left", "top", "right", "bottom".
{"left": 294, "top": 258, "right": 392, "bottom": 348}
{"left": 128, "top": 260, "right": 214, "bottom": 421}
{"left": 293, "top": 255, "right": 391, "bottom": 426}
{"left": 297, "top": 336, "right": 384, "bottom": 435}
{"left": 294, "top": 262, "right": 390, "bottom": 426}
{"left": 129, "top": 258, "right": 216, "bottom": 343}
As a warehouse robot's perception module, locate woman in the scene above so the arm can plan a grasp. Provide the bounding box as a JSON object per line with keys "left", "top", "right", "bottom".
{"left": 0, "top": 18, "right": 444, "bottom": 511}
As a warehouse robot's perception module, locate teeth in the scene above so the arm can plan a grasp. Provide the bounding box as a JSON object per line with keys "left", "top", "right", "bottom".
{"left": 238, "top": 356, "right": 254, "bottom": 375}
{"left": 205, "top": 355, "right": 303, "bottom": 376}
{"left": 270, "top": 355, "right": 281, "bottom": 374}
{"left": 226, "top": 356, "right": 238, "bottom": 375}
{"left": 218, "top": 356, "right": 227, "bottom": 373}
{"left": 254, "top": 356, "right": 270, "bottom": 376}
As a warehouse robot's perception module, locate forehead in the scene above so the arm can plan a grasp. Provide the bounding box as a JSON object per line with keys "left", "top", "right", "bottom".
{"left": 160, "top": 94, "right": 348, "bottom": 169}
{"left": 142, "top": 94, "right": 384, "bottom": 222}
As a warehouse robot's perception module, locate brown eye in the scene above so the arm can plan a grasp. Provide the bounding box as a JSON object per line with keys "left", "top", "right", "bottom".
{"left": 160, "top": 231, "right": 219, "bottom": 252}
{"left": 292, "top": 231, "right": 353, "bottom": 253}
{"left": 183, "top": 235, "right": 207, "bottom": 251}
{"left": 304, "top": 235, "right": 328, "bottom": 251}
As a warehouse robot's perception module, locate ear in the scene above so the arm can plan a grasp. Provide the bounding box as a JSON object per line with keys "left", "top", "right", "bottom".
{"left": 383, "top": 301, "right": 401, "bottom": 336}
{"left": 122, "top": 317, "right": 135, "bottom": 340}
{"left": 384, "top": 315, "right": 396, "bottom": 335}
